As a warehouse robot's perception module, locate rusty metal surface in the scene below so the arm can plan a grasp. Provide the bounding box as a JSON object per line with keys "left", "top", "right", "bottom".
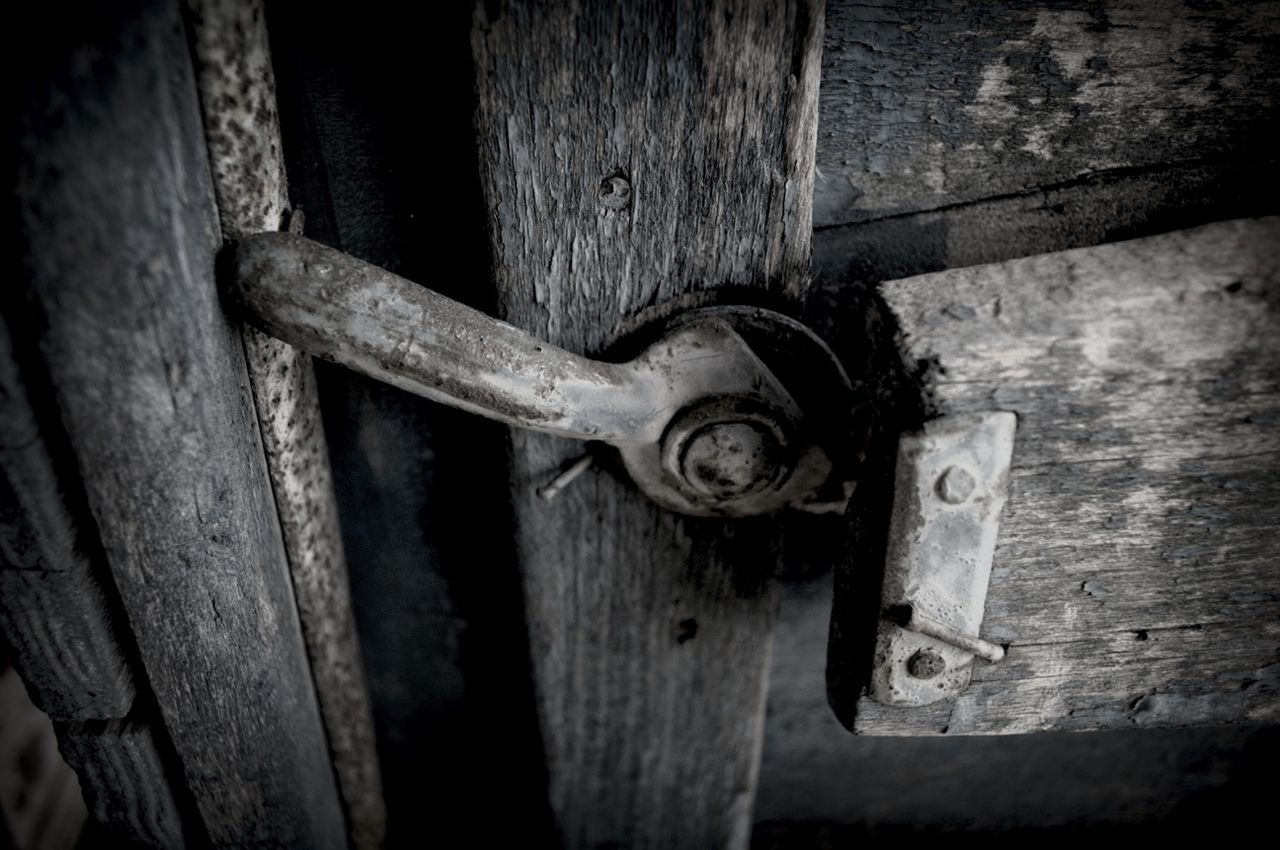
{"left": 184, "top": 3, "right": 385, "bottom": 847}
{"left": 870, "top": 412, "right": 1016, "bottom": 707}
{"left": 230, "top": 234, "right": 862, "bottom": 518}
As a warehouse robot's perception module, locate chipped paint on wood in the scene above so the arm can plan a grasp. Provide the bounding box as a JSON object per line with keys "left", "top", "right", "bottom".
{"left": 57, "top": 722, "right": 186, "bottom": 848}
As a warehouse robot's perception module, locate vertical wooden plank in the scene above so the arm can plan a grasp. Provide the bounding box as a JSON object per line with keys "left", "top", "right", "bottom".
{"left": 472, "top": 2, "right": 824, "bottom": 846}
{"left": 2, "top": 279, "right": 187, "bottom": 845}
{"left": 813, "top": 0, "right": 1280, "bottom": 229}
{"left": 0, "top": 569, "right": 132, "bottom": 722}
{"left": 0, "top": 320, "right": 134, "bottom": 720}
{"left": 57, "top": 723, "right": 184, "bottom": 848}
{"left": 11, "top": 1, "right": 346, "bottom": 845}
{"left": 183, "top": 2, "right": 385, "bottom": 846}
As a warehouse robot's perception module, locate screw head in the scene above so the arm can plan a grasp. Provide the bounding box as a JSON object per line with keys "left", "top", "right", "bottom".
{"left": 935, "top": 465, "right": 975, "bottom": 504}
{"left": 907, "top": 649, "right": 946, "bottom": 679}
{"left": 680, "top": 421, "right": 784, "bottom": 500}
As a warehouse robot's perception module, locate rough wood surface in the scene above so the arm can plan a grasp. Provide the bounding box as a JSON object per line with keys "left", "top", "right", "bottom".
{"left": 755, "top": 575, "right": 1275, "bottom": 833}
{"left": 472, "top": 1, "right": 823, "bottom": 846}
{"left": 811, "top": 160, "right": 1280, "bottom": 296}
{"left": 57, "top": 722, "right": 184, "bottom": 849}
{"left": 0, "top": 323, "right": 134, "bottom": 721}
{"left": 815, "top": 0, "right": 1280, "bottom": 228}
{"left": 184, "top": 2, "right": 385, "bottom": 846}
{"left": 851, "top": 217, "right": 1280, "bottom": 735}
{"left": 1, "top": 237, "right": 185, "bottom": 842}
{"left": 11, "top": 1, "right": 345, "bottom": 844}
{"left": 0, "top": 570, "right": 132, "bottom": 723}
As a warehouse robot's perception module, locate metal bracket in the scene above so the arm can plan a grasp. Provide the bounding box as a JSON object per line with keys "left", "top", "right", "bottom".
{"left": 869, "top": 412, "right": 1016, "bottom": 707}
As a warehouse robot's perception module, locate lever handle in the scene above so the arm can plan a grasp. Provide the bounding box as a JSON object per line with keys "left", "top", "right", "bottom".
{"left": 227, "top": 233, "right": 861, "bottom": 517}
{"left": 230, "top": 234, "right": 665, "bottom": 443}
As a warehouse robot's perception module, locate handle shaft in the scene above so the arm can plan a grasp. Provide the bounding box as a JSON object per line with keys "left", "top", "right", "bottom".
{"left": 227, "top": 234, "right": 660, "bottom": 442}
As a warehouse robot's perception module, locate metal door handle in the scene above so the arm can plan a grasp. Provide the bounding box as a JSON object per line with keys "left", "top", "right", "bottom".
{"left": 227, "top": 233, "right": 862, "bottom": 517}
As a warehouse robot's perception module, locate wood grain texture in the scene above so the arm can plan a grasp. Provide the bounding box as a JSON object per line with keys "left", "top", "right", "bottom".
{"left": 0, "top": 334, "right": 82, "bottom": 578}
{"left": 1, "top": 257, "right": 184, "bottom": 842}
{"left": 811, "top": 160, "right": 1280, "bottom": 298}
{"left": 850, "top": 217, "right": 1280, "bottom": 735}
{"left": 11, "top": 1, "right": 345, "bottom": 844}
{"left": 0, "top": 322, "right": 134, "bottom": 721}
{"left": 472, "top": 1, "right": 823, "bottom": 846}
{"left": 0, "top": 570, "right": 132, "bottom": 723}
{"left": 184, "top": 2, "right": 385, "bottom": 846}
{"left": 755, "top": 575, "right": 1276, "bottom": 834}
{"left": 815, "top": 0, "right": 1280, "bottom": 228}
{"left": 57, "top": 722, "right": 184, "bottom": 849}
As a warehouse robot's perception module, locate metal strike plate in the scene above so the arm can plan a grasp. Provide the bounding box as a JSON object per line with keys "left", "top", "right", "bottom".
{"left": 870, "top": 412, "right": 1016, "bottom": 707}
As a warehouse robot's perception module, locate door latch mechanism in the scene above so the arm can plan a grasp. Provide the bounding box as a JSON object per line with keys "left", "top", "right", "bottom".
{"left": 869, "top": 412, "right": 1016, "bottom": 707}
{"left": 227, "top": 234, "right": 863, "bottom": 517}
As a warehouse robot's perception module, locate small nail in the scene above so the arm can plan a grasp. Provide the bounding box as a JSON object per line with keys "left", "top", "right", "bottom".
{"left": 538, "top": 454, "right": 594, "bottom": 501}
{"left": 907, "top": 610, "right": 1005, "bottom": 662}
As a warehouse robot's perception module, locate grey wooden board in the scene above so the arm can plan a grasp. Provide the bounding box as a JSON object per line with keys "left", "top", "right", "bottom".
{"left": 57, "top": 722, "right": 184, "bottom": 849}
{"left": 815, "top": 0, "right": 1280, "bottom": 228}
{"left": 0, "top": 321, "right": 134, "bottom": 721}
{"left": 471, "top": 1, "right": 822, "bottom": 846}
{"left": 0, "top": 330, "right": 83, "bottom": 578}
{"left": 780, "top": 8, "right": 1280, "bottom": 827}
{"left": 850, "top": 217, "right": 1280, "bottom": 735}
{"left": 11, "top": 1, "right": 344, "bottom": 844}
{"left": 755, "top": 574, "right": 1276, "bottom": 833}
{"left": 0, "top": 570, "right": 132, "bottom": 723}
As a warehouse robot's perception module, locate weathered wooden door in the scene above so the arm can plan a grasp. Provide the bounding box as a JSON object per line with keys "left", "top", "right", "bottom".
{"left": 4, "top": 1, "right": 1278, "bottom": 848}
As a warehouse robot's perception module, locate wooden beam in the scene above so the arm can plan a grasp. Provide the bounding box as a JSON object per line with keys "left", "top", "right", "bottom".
{"left": 814, "top": 0, "right": 1280, "bottom": 228}
{"left": 0, "top": 321, "right": 134, "bottom": 722}
{"left": 183, "top": 2, "right": 385, "bottom": 846}
{"left": 846, "top": 217, "right": 1280, "bottom": 734}
{"left": 11, "top": 1, "right": 346, "bottom": 844}
{"left": 471, "top": 1, "right": 824, "bottom": 846}
{"left": 56, "top": 722, "right": 184, "bottom": 848}
{"left": 2, "top": 249, "right": 187, "bottom": 847}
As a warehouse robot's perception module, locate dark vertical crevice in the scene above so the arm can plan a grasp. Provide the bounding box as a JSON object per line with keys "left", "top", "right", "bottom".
{"left": 266, "top": 2, "right": 553, "bottom": 844}
{"left": 802, "top": 218, "right": 944, "bottom": 730}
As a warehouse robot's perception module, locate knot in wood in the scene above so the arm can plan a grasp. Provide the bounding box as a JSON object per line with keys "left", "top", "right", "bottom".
{"left": 598, "top": 175, "right": 632, "bottom": 211}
